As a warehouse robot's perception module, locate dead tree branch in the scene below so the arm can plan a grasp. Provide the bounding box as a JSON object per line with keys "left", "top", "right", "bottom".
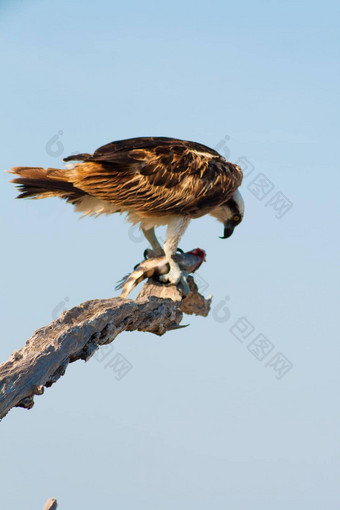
{"left": 43, "top": 499, "right": 57, "bottom": 510}
{"left": 0, "top": 277, "right": 211, "bottom": 420}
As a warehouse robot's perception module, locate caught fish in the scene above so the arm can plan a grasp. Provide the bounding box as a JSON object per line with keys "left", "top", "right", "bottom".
{"left": 116, "top": 248, "right": 206, "bottom": 298}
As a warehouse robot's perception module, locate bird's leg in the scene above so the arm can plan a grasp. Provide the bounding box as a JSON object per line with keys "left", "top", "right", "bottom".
{"left": 142, "top": 227, "right": 164, "bottom": 258}
{"left": 159, "top": 217, "right": 191, "bottom": 294}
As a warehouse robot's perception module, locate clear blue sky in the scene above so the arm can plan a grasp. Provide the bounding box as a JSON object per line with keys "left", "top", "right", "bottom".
{"left": 0, "top": 1, "right": 339, "bottom": 509}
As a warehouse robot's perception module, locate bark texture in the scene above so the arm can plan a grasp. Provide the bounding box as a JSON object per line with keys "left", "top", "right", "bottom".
{"left": 0, "top": 277, "right": 211, "bottom": 420}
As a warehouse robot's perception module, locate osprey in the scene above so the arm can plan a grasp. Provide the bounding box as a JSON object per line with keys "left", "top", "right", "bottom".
{"left": 10, "top": 136, "right": 244, "bottom": 293}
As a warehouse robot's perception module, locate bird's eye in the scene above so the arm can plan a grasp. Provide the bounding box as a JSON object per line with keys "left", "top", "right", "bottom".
{"left": 233, "top": 215, "right": 240, "bottom": 222}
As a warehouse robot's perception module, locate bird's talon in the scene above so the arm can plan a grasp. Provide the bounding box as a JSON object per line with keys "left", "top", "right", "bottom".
{"left": 144, "top": 248, "right": 165, "bottom": 259}
{"left": 159, "top": 268, "right": 189, "bottom": 296}
{"left": 159, "top": 272, "right": 177, "bottom": 284}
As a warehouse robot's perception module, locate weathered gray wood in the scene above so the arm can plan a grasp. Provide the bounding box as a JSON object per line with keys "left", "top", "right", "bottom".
{"left": 137, "top": 276, "right": 211, "bottom": 317}
{"left": 43, "top": 498, "right": 57, "bottom": 510}
{"left": 0, "top": 277, "right": 211, "bottom": 420}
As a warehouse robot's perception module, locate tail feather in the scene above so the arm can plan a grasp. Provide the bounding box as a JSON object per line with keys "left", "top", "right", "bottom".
{"left": 9, "top": 166, "right": 86, "bottom": 201}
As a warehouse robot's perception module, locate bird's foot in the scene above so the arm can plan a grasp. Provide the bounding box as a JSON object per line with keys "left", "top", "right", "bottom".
{"left": 144, "top": 247, "right": 184, "bottom": 260}
{"left": 159, "top": 264, "right": 190, "bottom": 296}
{"left": 143, "top": 248, "right": 165, "bottom": 259}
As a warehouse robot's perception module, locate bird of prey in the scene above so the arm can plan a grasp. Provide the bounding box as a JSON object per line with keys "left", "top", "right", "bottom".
{"left": 10, "top": 136, "right": 244, "bottom": 293}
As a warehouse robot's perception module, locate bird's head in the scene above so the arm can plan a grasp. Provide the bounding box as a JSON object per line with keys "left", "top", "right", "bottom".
{"left": 210, "top": 189, "right": 245, "bottom": 239}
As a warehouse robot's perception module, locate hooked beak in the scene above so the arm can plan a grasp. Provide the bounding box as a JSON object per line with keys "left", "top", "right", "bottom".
{"left": 219, "top": 220, "right": 235, "bottom": 239}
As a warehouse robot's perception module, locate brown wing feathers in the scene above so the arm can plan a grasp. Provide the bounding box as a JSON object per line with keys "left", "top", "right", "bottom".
{"left": 10, "top": 137, "right": 243, "bottom": 216}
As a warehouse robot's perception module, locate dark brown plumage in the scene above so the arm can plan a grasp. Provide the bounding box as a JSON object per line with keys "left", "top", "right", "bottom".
{"left": 10, "top": 136, "right": 243, "bottom": 219}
